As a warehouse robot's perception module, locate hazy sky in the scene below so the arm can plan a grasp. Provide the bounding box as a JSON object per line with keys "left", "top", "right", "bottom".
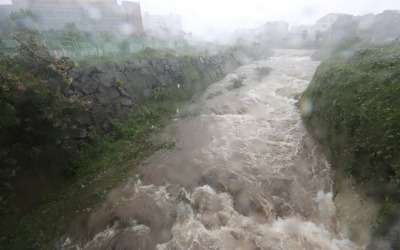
{"left": 1, "top": 0, "right": 400, "bottom": 36}
{"left": 133, "top": 0, "right": 400, "bottom": 35}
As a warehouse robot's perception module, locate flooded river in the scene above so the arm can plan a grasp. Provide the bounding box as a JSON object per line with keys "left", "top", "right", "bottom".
{"left": 62, "top": 50, "right": 365, "bottom": 249}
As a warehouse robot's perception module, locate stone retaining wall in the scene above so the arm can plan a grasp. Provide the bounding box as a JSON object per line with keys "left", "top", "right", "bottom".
{"left": 64, "top": 52, "right": 239, "bottom": 132}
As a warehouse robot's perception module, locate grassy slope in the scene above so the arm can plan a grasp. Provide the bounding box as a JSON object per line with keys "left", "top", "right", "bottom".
{"left": 300, "top": 42, "right": 400, "bottom": 246}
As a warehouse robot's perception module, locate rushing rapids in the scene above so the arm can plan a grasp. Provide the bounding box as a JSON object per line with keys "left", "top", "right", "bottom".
{"left": 61, "top": 50, "right": 365, "bottom": 249}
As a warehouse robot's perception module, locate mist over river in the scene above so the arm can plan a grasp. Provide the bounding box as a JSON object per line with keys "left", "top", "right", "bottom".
{"left": 61, "top": 50, "right": 370, "bottom": 249}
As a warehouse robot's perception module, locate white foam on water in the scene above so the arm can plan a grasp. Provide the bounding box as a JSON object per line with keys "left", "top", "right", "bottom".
{"left": 62, "top": 50, "right": 366, "bottom": 249}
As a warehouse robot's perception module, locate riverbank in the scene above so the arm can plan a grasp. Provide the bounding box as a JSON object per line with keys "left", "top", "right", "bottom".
{"left": 2, "top": 57, "right": 244, "bottom": 249}
{"left": 299, "top": 42, "right": 400, "bottom": 248}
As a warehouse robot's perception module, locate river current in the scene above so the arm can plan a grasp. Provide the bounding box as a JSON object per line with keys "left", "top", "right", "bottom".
{"left": 62, "top": 50, "right": 364, "bottom": 249}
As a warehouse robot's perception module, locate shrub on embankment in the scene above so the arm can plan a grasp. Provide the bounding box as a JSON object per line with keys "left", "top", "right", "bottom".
{"left": 299, "top": 42, "right": 400, "bottom": 247}
{"left": 0, "top": 34, "right": 86, "bottom": 216}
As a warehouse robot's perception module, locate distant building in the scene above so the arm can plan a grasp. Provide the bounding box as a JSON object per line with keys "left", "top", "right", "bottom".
{"left": 355, "top": 13, "right": 375, "bottom": 31}
{"left": 290, "top": 25, "right": 315, "bottom": 40}
{"left": 257, "top": 21, "right": 289, "bottom": 44}
{"left": 287, "top": 10, "right": 400, "bottom": 44}
{"left": 315, "top": 13, "right": 352, "bottom": 32}
{"left": 231, "top": 21, "right": 289, "bottom": 47}
{"left": 0, "top": 0, "right": 144, "bottom": 36}
{"left": 369, "top": 10, "right": 400, "bottom": 42}
{"left": 313, "top": 13, "right": 356, "bottom": 41}
{"left": 315, "top": 13, "right": 335, "bottom": 32}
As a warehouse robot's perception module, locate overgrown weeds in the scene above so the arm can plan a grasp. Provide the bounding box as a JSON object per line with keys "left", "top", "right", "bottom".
{"left": 299, "top": 41, "right": 400, "bottom": 246}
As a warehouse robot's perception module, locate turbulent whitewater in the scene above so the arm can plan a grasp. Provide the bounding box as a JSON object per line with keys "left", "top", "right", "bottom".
{"left": 62, "top": 50, "right": 362, "bottom": 249}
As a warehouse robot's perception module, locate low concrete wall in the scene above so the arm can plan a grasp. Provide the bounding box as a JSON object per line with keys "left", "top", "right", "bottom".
{"left": 64, "top": 51, "right": 240, "bottom": 132}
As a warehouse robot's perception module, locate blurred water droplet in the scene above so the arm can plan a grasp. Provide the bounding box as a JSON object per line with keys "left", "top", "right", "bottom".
{"left": 119, "top": 22, "right": 135, "bottom": 36}
{"left": 87, "top": 7, "right": 101, "bottom": 20}
{"left": 300, "top": 98, "right": 313, "bottom": 115}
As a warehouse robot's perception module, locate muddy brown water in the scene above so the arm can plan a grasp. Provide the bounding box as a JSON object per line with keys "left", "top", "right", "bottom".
{"left": 61, "top": 50, "right": 368, "bottom": 249}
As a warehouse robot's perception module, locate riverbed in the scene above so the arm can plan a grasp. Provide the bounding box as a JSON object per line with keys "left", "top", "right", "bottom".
{"left": 62, "top": 50, "right": 371, "bottom": 250}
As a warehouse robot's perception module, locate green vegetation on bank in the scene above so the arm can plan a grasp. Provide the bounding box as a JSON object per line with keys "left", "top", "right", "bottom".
{"left": 299, "top": 41, "right": 400, "bottom": 245}
{"left": 6, "top": 77, "right": 219, "bottom": 249}
{"left": 0, "top": 30, "right": 85, "bottom": 215}
{"left": 1, "top": 22, "right": 233, "bottom": 248}
{"left": 1, "top": 55, "right": 229, "bottom": 250}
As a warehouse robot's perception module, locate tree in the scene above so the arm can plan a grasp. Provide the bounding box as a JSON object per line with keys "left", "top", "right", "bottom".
{"left": 0, "top": 30, "right": 85, "bottom": 217}
{"left": 10, "top": 9, "right": 39, "bottom": 35}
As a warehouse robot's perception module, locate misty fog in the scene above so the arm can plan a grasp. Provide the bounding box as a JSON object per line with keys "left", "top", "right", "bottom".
{"left": 1, "top": 0, "right": 400, "bottom": 249}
